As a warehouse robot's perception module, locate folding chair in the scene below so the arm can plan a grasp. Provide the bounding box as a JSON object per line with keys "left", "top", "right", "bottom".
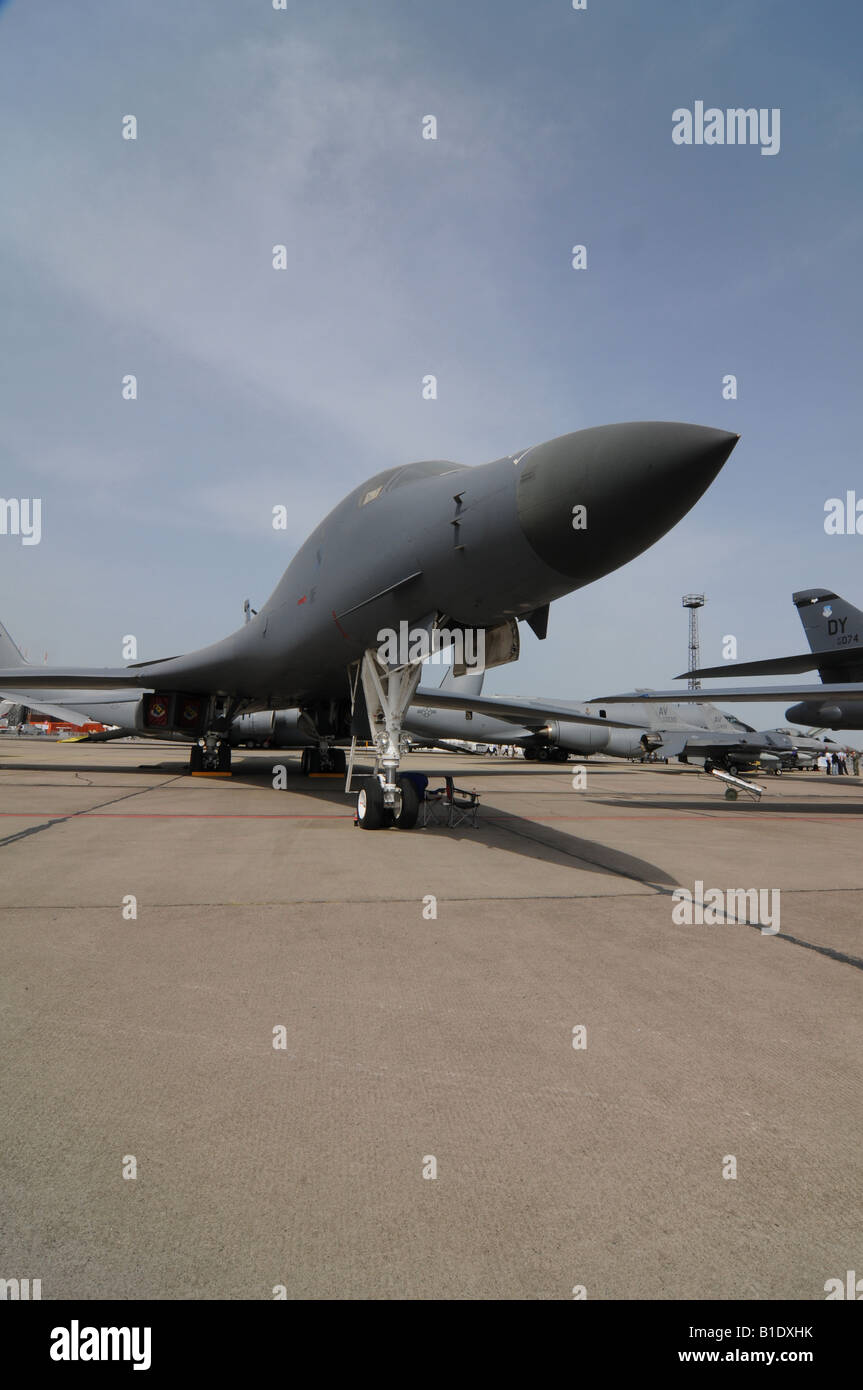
{"left": 447, "top": 777, "right": 480, "bottom": 829}
{"left": 420, "top": 775, "right": 480, "bottom": 828}
{"left": 420, "top": 782, "right": 451, "bottom": 827}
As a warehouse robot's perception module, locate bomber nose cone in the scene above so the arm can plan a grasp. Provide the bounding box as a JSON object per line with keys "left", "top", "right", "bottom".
{"left": 516, "top": 421, "right": 738, "bottom": 583}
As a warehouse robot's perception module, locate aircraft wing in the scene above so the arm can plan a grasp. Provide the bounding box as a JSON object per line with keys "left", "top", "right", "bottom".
{"left": 683, "top": 647, "right": 863, "bottom": 681}
{"left": 0, "top": 685, "right": 143, "bottom": 726}
{"left": 0, "top": 692, "right": 94, "bottom": 725}
{"left": 594, "top": 684, "right": 863, "bottom": 704}
{"left": 0, "top": 667, "right": 154, "bottom": 690}
{"left": 682, "top": 654, "right": 824, "bottom": 679}
{"left": 409, "top": 689, "right": 635, "bottom": 729}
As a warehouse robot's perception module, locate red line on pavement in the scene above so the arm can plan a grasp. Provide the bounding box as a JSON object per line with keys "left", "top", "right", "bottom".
{"left": 0, "top": 811, "right": 857, "bottom": 824}
{"left": 0, "top": 811, "right": 352, "bottom": 820}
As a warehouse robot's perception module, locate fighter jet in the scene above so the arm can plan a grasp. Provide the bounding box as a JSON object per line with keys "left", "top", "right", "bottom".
{"left": 596, "top": 588, "right": 863, "bottom": 733}
{"left": 762, "top": 728, "right": 839, "bottom": 770}
{"left": 0, "top": 421, "right": 737, "bottom": 829}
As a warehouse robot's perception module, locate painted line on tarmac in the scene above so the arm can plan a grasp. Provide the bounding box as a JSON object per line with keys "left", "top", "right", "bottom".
{"left": 0, "top": 810, "right": 860, "bottom": 824}
{"left": 0, "top": 778, "right": 184, "bottom": 849}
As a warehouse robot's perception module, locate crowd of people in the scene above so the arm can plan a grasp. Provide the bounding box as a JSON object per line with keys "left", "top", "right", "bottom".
{"left": 816, "top": 749, "right": 858, "bottom": 775}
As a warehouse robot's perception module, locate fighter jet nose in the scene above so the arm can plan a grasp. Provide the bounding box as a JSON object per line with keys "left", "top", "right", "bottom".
{"left": 516, "top": 422, "right": 738, "bottom": 582}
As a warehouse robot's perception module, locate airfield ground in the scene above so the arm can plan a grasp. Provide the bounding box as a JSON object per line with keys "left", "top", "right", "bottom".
{"left": 1, "top": 740, "right": 860, "bottom": 1300}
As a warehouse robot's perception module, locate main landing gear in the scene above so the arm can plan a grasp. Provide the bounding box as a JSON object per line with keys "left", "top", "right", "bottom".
{"left": 189, "top": 734, "right": 232, "bottom": 774}
{"left": 300, "top": 745, "right": 347, "bottom": 776}
{"left": 351, "top": 647, "right": 424, "bottom": 831}
{"left": 523, "top": 745, "right": 568, "bottom": 763}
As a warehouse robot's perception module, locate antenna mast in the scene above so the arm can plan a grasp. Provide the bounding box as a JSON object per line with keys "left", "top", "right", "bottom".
{"left": 682, "top": 594, "right": 706, "bottom": 690}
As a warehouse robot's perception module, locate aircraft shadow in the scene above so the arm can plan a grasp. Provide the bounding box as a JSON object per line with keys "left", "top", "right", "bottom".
{"left": 591, "top": 796, "right": 863, "bottom": 816}
{"left": 228, "top": 757, "right": 680, "bottom": 889}
{"left": 0, "top": 749, "right": 691, "bottom": 886}
{"left": 0, "top": 756, "right": 190, "bottom": 776}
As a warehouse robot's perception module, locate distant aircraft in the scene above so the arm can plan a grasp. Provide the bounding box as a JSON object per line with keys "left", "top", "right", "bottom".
{"left": 226, "top": 671, "right": 832, "bottom": 773}
{"left": 0, "top": 421, "right": 737, "bottom": 828}
{"left": 762, "top": 728, "right": 838, "bottom": 770}
{"left": 403, "top": 679, "right": 798, "bottom": 774}
{"left": 596, "top": 588, "right": 863, "bottom": 733}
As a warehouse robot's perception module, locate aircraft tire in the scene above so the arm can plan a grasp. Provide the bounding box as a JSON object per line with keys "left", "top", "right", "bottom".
{"left": 357, "top": 777, "right": 385, "bottom": 829}
{"left": 189, "top": 744, "right": 204, "bottom": 772}
{"left": 392, "top": 775, "right": 419, "bottom": 830}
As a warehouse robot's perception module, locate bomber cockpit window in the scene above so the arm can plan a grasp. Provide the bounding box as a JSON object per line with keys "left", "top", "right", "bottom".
{"left": 388, "top": 461, "right": 464, "bottom": 488}
{"left": 356, "top": 461, "right": 467, "bottom": 508}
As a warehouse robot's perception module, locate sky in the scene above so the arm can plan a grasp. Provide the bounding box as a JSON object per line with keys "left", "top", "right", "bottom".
{"left": 1, "top": 0, "right": 862, "bottom": 737}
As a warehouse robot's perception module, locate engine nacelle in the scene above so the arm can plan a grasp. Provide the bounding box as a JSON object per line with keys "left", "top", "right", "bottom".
{"left": 543, "top": 721, "right": 610, "bottom": 754}
{"left": 602, "top": 727, "right": 646, "bottom": 759}
{"left": 786, "top": 701, "right": 863, "bottom": 730}
{"left": 230, "top": 710, "right": 313, "bottom": 748}
{"left": 540, "top": 720, "right": 644, "bottom": 759}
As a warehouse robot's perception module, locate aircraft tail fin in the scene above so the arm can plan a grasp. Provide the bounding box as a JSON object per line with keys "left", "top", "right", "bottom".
{"left": 793, "top": 588, "right": 863, "bottom": 681}
{"left": 687, "top": 590, "right": 863, "bottom": 682}
{"left": 0, "top": 618, "right": 28, "bottom": 668}
{"left": 427, "top": 659, "right": 485, "bottom": 698}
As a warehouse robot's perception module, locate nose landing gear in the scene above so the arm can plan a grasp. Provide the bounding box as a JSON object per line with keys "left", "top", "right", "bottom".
{"left": 355, "top": 772, "right": 419, "bottom": 830}
{"left": 350, "top": 647, "right": 424, "bottom": 829}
